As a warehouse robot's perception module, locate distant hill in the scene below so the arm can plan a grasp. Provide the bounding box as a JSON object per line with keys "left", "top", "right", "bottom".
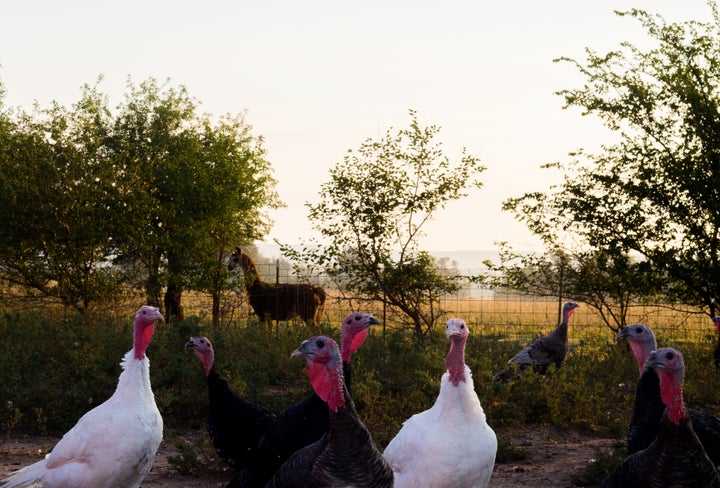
{"left": 430, "top": 250, "right": 500, "bottom": 274}
{"left": 255, "top": 243, "right": 502, "bottom": 275}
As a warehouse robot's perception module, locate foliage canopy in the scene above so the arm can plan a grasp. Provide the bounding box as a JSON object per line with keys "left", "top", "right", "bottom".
{"left": 504, "top": 5, "right": 720, "bottom": 317}
{"left": 0, "top": 77, "right": 280, "bottom": 319}
{"left": 281, "top": 110, "right": 485, "bottom": 335}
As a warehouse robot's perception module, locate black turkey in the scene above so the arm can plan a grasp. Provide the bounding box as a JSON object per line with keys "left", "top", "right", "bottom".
{"left": 187, "top": 313, "right": 380, "bottom": 487}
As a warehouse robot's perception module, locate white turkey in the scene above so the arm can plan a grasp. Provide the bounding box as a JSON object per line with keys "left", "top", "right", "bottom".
{"left": 493, "top": 301, "right": 579, "bottom": 382}
{"left": 599, "top": 348, "right": 720, "bottom": 487}
{"left": 383, "top": 318, "right": 497, "bottom": 488}
{"left": 1, "top": 305, "right": 164, "bottom": 488}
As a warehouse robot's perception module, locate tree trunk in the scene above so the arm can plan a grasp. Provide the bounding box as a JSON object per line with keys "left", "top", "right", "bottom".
{"left": 212, "top": 293, "right": 220, "bottom": 328}
{"left": 164, "top": 282, "right": 184, "bottom": 324}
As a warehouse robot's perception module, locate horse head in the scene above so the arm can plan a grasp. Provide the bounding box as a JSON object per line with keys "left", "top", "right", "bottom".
{"left": 228, "top": 247, "right": 243, "bottom": 271}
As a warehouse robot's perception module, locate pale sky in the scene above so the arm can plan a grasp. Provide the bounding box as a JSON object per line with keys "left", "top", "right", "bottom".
{"left": 1, "top": 1, "right": 714, "bottom": 253}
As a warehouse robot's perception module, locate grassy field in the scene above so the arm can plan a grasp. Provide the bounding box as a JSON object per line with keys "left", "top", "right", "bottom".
{"left": 0, "top": 295, "right": 717, "bottom": 484}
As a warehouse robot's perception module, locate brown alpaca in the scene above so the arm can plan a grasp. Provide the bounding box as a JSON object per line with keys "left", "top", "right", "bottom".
{"left": 228, "top": 247, "right": 327, "bottom": 325}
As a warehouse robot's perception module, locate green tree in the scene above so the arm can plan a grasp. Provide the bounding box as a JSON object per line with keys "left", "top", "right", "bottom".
{"left": 0, "top": 81, "right": 125, "bottom": 314}
{"left": 281, "top": 111, "right": 484, "bottom": 336}
{"left": 504, "top": 5, "right": 720, "bottom": 317}
{"left": 0, "top": 77, "right": 280, "bottom": 320}
{"left": 108, "top": 78, "right": 280, "bottom": 323}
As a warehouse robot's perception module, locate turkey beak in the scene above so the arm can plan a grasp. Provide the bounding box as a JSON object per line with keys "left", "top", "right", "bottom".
{"left": 185, "top": 338, "right": 197, "bottom": 348}
{"left": 643, "top": 351, "right": 663, "bottom": 370}
{"left": 369, "top": 316, "right": 381, "bottom": 326}
{"left": 148, "top": 307, "right": 164, "bottom": 323}
{"left": 616, "top": 327, "right": 631, "bottom": 340}
{"left": 291, "top": 339, "right": 311, "bottom": 359}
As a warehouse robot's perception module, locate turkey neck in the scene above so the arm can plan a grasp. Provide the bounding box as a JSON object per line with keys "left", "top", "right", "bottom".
{"left": 308, "top": 359, "right": 345, "bottom": 412}
{"left": 197, "top": 349, "right": 214, "bottom": 377}
{"left": 630, "top": 340, "right": 655, "bottom": 375}
{"left": 342, "top": 329, "right": 368, "bottom": 363}
{"left": 446, "top": 334, "right": 467, "bottom": 386}
{"left": 658, "top": 370, "right": 687, "bottom": 425}
{"left": 556, "top": 308, "right": 574, "bottom": 336}
{"left": 133, "top": 321, "right": 155, "bottom": 360}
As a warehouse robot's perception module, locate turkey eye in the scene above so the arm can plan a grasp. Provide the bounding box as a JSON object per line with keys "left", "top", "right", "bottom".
{"left": 346, "top": 318, "right": 351, "bottom": 324}
{"left": 665, "top": 351, "right": 675, "bottom": 360}
{"left": 461, "top": 324, "right": 465, "bottom": 329}
{"left": 354, "top": 315, "right": 361, "bottom": 321}
{"left": 316, "top": 340, "right": 325, "bottom": 348}
{"left": 635, "top": 326, "right": 643, "bottom": 333}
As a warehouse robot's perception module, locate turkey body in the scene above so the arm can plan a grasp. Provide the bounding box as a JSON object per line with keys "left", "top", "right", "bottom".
{"left": 384, "top": 318, "right": 497, "bottom": 488}
{"left": 1, "top": 306, "right": 164, "bottom": 488}
{"left": 602, "top": 414, "right": 720, "bottom": 487}
{"left": 600, "top": 348, "right": 720, "bottom": 488}
{"left": 205, "top": 364, "right": 277, "bottom": 471}
{"left": 265, "top": 336, "right": 393, "bottom": 488}
{"left": 494, "top": 301, "right": 579, "bottom": 382}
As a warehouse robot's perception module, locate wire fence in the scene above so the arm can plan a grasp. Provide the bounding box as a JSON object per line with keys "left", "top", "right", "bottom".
{"left": 184, "top": 265, "right": 718, "bottom": 345}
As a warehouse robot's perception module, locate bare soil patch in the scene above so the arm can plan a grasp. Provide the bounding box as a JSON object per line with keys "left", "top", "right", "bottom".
{"left": 0, "top": 426, "right": 615, "bottom": 487}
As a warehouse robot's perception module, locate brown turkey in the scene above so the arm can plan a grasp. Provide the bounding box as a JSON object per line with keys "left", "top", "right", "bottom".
{"left": 494, "top": 301, "right": 579, "bottom": 382}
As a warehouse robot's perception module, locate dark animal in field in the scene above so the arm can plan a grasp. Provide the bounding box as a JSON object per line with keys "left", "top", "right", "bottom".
{"left": 228, "top": 247, "right": 326, "bottom": 326}
{"left": 599, "top": 348, "right": 720, "bottom": 488}
{"left": 616, "top": 324, "right": 720, "bottom": 466}
{"left": 493, "top": 301, "right": 579, "bottom": 382}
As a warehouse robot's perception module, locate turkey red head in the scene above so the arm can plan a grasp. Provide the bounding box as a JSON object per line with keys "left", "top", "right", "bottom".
{"left": 644, "top": 347, "right": 686, "bottom": 424}
{"left": 563, "top": 301, "right": 580, "bottom": 319}
{"left": 713, "top": 316, "right": 720, "bottom": 333}
{"left": 341, "top": 313, "right": 380, "bottom": 362}
{"left": 134, "top": 305, "right": 163, "bottom": 360}
{"left": 186, "top": 336, "right": 215, "bottom": 376}
{"left": 617, "top": 324, "right": 657, "bottom": 371}
{"left": 292, "top": 336, "right": 345, "bottom": 412}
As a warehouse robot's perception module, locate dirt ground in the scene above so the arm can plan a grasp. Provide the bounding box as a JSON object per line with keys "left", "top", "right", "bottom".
{"left": 0, "top": 426, "right": 615, "bottom": 488}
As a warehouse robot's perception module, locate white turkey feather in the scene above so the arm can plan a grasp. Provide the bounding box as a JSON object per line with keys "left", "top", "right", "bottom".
{"left": 1, "top": 306, "right": 163, "bottom": 488}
